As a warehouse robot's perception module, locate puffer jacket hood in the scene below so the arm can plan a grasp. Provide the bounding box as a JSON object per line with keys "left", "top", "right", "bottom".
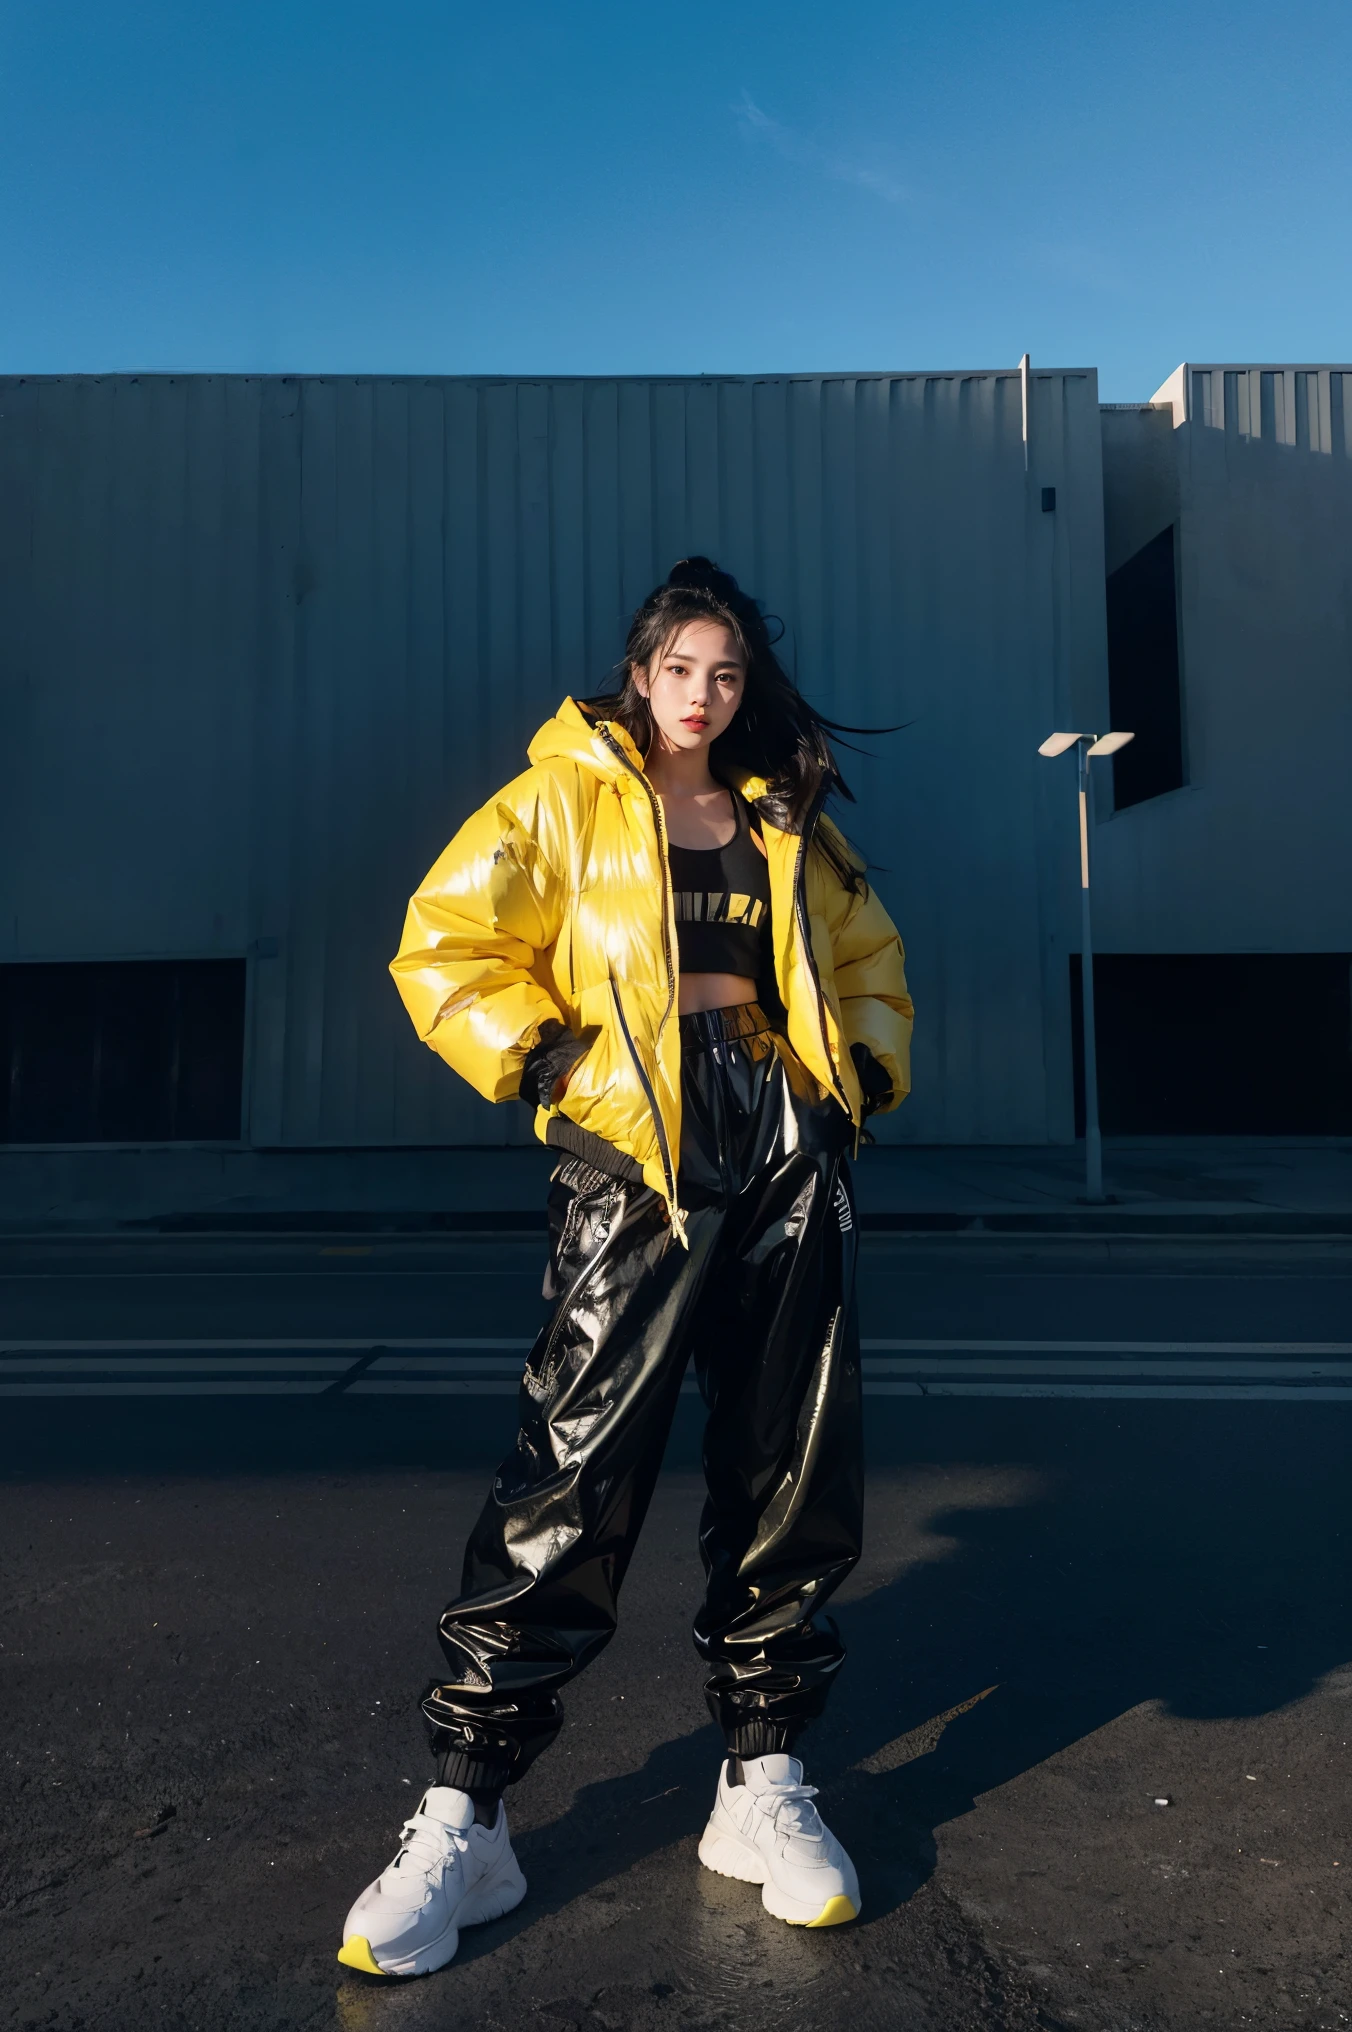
{"left": 391, "top": 696, "right": 913, "bottom": 1240}
{"left": 525, "top": 695, "right": 643, "bottom": 778}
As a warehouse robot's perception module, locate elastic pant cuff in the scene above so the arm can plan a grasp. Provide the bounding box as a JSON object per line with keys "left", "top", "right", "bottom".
{"left": 725, "top": 1719, "right": 800, "bottom": 1760}
{"left": 435, "top": 1748, "right": 512, "bottom": 1795}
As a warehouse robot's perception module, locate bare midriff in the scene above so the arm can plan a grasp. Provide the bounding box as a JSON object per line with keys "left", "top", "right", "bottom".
{"left": 678, "top": 972, "right": 758, "bottom": 1015}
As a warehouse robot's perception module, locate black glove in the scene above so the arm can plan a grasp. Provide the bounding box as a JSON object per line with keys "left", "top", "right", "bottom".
{"left": 850, "top": 1042, "right": 893, "bottom": 1120}
{"left": 519, "top": 1021, "right": 594, "bottom": 1110}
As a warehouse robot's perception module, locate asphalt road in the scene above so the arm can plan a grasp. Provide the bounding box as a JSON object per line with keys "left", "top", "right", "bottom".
{"left": 3, "top": 1237, "right": 1351, "bottom": 2029}
{"left": 3, "top": 1234, "right": 1352, "bottom": 1437}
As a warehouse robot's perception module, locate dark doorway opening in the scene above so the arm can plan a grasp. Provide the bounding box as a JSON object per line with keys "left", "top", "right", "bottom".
{"left": 0, "top": 959, "right": 246, "bottom": 1143}
{"left": 1106, "top": 525, "right": 1185, "bottom": 807}
{"left": 1070, "top": 954, "right": 1352, "bottom": 1134}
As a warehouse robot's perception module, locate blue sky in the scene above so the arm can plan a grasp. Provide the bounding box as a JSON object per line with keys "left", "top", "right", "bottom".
{"left": 2, "top": 0, "right": 1348, "bottom": 399}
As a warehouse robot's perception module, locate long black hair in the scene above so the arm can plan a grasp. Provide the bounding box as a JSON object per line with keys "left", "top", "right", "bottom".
{"left": 597, "top": 557, "right": 878, "bottom": 896}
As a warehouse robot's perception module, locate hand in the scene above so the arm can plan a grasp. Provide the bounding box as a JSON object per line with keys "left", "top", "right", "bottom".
{"left": 519, "top": 1021, "right": 597, "bottom": 1111}
{"left": 850, "top": 1042, "right": 893, "bottom": 1119}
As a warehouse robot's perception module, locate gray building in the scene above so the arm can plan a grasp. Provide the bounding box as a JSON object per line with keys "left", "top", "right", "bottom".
{"left": 1, "top": 360, "right": 1348, "bottom": 1192}
{"left": 1094, "top": 362, "right": 1352, "bottom": 1135}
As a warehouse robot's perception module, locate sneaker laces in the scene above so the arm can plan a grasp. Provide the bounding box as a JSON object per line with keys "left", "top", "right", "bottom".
{"left": 382, "top": 1811, "right": 468, "bottom": 1893}
{"left": 759, "top": 1780, "right": 825, "bottom": 1843}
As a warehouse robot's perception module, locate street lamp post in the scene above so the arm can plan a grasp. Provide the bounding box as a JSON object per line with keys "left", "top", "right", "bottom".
{"left": 1038, "top": 730, "right": 1135, "bottom": 1203}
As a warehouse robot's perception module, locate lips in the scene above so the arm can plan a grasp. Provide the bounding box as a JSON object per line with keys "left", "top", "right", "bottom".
{"left": 681, "top": 717, "right": 708, "bottom": 730}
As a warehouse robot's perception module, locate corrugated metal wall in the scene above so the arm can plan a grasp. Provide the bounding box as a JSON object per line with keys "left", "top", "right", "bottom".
{"left": 1154, "top": 362, "right": 1352, "bottom": 455}
{"left": 0, "top": 370, "right": 1107, "bottom": 1147}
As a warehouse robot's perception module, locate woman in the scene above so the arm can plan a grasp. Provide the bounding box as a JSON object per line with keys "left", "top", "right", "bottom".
{"left": 338, "top": 559, "right": 913, "bottom": 1978}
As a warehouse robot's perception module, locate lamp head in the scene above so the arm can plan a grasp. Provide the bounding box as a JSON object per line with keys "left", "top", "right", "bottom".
{"left": 1087, "top": 731, "right": 1135, "bottom": 757}
{"left": 1038, "top": 732, "right": 1082, "bottom": 757}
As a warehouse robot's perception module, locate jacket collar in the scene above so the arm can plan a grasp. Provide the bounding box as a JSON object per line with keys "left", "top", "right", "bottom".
{"left": 528, "top": 695, "right": 810, "bottom": 836}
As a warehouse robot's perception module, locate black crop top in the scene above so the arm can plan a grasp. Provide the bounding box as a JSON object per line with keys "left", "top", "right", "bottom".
{"left": 665, "top": 791, "right": 772, "bottom": 978}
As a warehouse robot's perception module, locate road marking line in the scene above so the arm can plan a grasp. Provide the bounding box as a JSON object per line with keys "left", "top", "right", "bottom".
{"left": 4, "top": 1336, "right": 1348, "bottom": 1355}
{"left": 0, "top": 1381, "right": 334, "bottom": 1397}
{"left": 864, "top": 1359, "right": 1352, "bottom": 1379}
{"left": 343, "top": 1380, "right": 529, "bottom": 1397}
{"left": 876, "top": 1383, "right": 1352, "bottom": 1401}
{"left": 5, "top": 1337, "right": 1352, "bottom": 1402}
{"left": 0, "top": 1356, "right": 356, "bottom": 1375}
{"left": 3, "top": 1378, "right": 1351, "bottom": 1400}
{"left": 4, "top": 1353, "right": 1343, "bottom": 1382}
{"left": 0, "top": 1337, "right": 535, "bottom": 1352}
{"left": 861, "top": 1339, "right": 1352, "bottom": 1354}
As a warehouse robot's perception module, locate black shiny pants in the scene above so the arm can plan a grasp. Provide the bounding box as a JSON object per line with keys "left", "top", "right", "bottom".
{"left": 425, "top": 1003, "right": 863, "bottom": 1792}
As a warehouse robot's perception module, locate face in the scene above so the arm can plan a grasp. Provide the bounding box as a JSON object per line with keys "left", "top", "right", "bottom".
{"left": 634, "top": 620, "right": 747, "bottom": 755}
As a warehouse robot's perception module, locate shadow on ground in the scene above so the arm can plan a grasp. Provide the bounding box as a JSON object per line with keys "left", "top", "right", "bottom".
{"left": 3, "top": 1399, "right": 1349, "bottom": 2030}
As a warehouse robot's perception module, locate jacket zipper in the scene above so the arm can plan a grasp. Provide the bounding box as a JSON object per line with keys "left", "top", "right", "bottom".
{"left": 595, "top": 726, "right": 683, "bottom": 1233}
{"left": 794, "top": 782, "right": 853, "bottom": 1121}
{"left": 609, "top": 970, "right": 684, "bottom": 1242}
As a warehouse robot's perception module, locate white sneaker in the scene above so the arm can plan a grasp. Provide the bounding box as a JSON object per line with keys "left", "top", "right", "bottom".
{"left": 698, "top": 1753, "right": 860, "bottom": 1927}
{"left": 338, "top": 1785, "right": 527, "bottom": 1977}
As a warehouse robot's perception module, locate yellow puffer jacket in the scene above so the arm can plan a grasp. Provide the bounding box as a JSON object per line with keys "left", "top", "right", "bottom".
{"left": 391, "top": 697, "right": 913, "bottom": 1240}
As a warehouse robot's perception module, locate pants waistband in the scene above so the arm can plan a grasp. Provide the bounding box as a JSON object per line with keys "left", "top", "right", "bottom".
{"left": 677, "top": 1001, "right": 774, "bottom": 1051}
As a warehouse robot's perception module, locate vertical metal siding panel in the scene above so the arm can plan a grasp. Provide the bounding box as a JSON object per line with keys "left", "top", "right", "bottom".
{"left": 431, "top": 379, "right": 503, "bottom": 1146}
{"left": 1316, "top": 371, "right": 1333, "bottom": 453}
{"left": 684, "top": 378, "right": 721, "bottom": 559}
{"left": 649, "top": 381, "right": 688, "bottom": 574}
{"left": 0, "top": 381, "right": 38, "bottom": 948}
{"left": 286, "top": 376, "right": 343, "bottom": 1141}
{"left": 391, "top": 379, "right": 453, "bottom": 1145}
{"left": 185, "top": 376, "right": 250, "bottom": 956}
{"left": 442, "top": 381, "right": 486, "bottom": 802}
{"left": 517, "top": 381, "right": 554, "bottom": 699}
{"left": 940, "top": 372, "right": 998, "bottom": 1141}
{"left": 548, "top": 381, "right": 589, "bottom": 693}
{"left": 480, "top": 383, "right": 524, "bottom": 796}
{"left": 787, "top": 380, "right": 827, "bottom": 697}
{"left": 581, "top": 380, "right": 623, "bottom": 677}
{"left": 993, "top": 370, "right": 1051, "bottom": 1142}
{"left": 25, "top": 382, "right": 88, "bottom": 951}
{"left": 218, "top": 376, "right": 265, "bottom": 1133}
{"left": 884, "top": 374, "right": 947, "bottom": 1137}
{"left": 152, "top": 379, "right": 193, "bottom": 941}
{"left": 247, "top": 376, "right": 302, "bottom": 1144}
{"left": 715, "top": 379, "right": 756, "bottom": 592}
{"left": 854, "top": 376, "right": 895, "bottom": 732}
{"left": 934, "top": 372, "right": 988, "bottom": 1141}
{"left": 818, "top": 379, "right": 855, "bottom": 719}
{"left": 616, "top": 381, "right": 656, "bottom": 617}
{"left": 750, "top": 379, "right": 793, "bottom": 649}
{"left": 1281, "top": 370, "right": 1296, "bottom": 445}
{"left": 347, "top": 377, "right": 416, "bottom": 1143}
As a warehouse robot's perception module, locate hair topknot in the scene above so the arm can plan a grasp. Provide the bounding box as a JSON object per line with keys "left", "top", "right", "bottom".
{"left": 665, "top": 555, "right": 740, "bottom": 601}
{"left": 656, "top": 556, "right": 780, "bottom": 652}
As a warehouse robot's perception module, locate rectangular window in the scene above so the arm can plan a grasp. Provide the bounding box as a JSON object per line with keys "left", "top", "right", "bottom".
{"left": 1105, "top": 524, "right": 1185, "bottom": 807}
{"left": 1070, "top": 954, "right": 1352, "bottom": 1135}
{"left": 0, "top": 959, "right": 246, "bottom": 1143}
